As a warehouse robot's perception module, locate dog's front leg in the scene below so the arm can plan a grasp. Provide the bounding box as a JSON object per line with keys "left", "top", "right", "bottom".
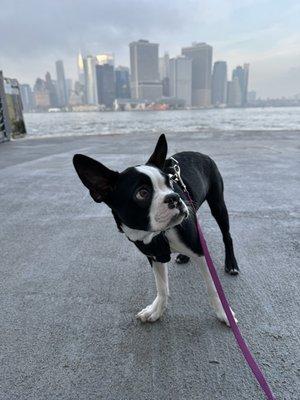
{"left": 136, "top": 261, "right": 169, "bottom": 322}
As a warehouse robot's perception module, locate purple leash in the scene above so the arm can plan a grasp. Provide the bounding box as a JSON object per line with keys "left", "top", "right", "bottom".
{"left": 186, "top": 191, "right": 276, "bottom": 400}
{"left": 169, "top": 158, "right": 276, "bottom": 400}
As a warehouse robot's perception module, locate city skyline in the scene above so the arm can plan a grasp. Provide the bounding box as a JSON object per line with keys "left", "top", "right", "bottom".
{"left": 19, "top": 42, "right": 253, "bottom": 111}
{"left": 1, "top": 0, "right": 299, "bottom": 98}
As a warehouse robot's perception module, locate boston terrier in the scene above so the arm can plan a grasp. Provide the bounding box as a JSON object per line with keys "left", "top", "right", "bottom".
{"left": 73, "top": 134, "right": 239, "bottom": 325}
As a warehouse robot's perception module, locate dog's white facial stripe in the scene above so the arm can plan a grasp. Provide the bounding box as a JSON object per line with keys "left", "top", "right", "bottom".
{"left": 135, "top": 165, "right": 179, "bottom": 231}
{"left": 136, "top": 165, "right": 170, "bottom": 194}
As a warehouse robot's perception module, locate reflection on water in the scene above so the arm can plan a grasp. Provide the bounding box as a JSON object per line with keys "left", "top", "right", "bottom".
{"left": 24, "top": 107, "right": 300, "bottom": 138}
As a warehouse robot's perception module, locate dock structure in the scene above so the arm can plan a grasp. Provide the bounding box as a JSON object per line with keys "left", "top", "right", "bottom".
{"left": 0, "top": 70, "right": 26, "bottom": 143}
{"left": 0, "top": 71, "right": 12, "bottom": 142}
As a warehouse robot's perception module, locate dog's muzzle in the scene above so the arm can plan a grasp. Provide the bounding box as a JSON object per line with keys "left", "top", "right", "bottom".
{"left": 164, "top": 193, "right": 180, "bottom": 209}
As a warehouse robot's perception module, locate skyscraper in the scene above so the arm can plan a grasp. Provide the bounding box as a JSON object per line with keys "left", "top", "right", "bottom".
{"left": 169, "top": 56, "right": 192, "bottom": 107}
{"left": 162, "top": 77, "right": 170, "bottom": 97}
{"left": 96, "top": 64, "right": 115, "bottom": 108}
{"left": 66, "top": 79, "right": 73, "bottom": 101}
{"left": 77, "top": 52, "right": 85, "bottom": 85}
{"left": 182, "top": 42, "right": 213, "bottom": 107}
{"left": 227, "top": 77, "right": 242, "bottom": 107}
{"left": 83, "top": 55, "right": 98, "bottom": 104}
{"left": 33, "top": 78, "right": 51, "bottom": 110}
{"left": 115, "top": 66, "right": 131, "bottom": 99}
{"left": 129, "top": 39, "right": 162, "bottom": 101}
{"left": 243, "top": 63, "right": 250, "bottom": 105}
{"left": 159, "top": 52, "right": 170, "bottom": 80}
{"left": 212, "top": 61, "right": 227, "bottom": 106}
{"left": 159, "top": 52, "right": 170, "bottom": 97}
{"left": 45, "top": 72, "right": 59, "bottom": 108}
{"left": 96, "top": 53, "right": 114, "bottom": 66}
{"left": 55, "top": 60, "right": 68, "bottom": 107}
{"left": 232, "top": 64, "right": 249, "bottom": 106}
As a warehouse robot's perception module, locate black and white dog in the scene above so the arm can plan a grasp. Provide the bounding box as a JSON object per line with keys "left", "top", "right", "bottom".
{"left": 73, "top": 134, "right": 239, "bottom": 325}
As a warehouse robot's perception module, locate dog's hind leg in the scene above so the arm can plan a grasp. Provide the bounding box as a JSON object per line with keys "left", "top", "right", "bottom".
{"left": 175, "top": 254, "right": 190, "bottom": 264}
{"left": 196, "top": 256, "right": 237, "bottom": 325}
{"left": 166, "top": 228, "right": 237, "bottom": 325}
{"left": 207, "top": 167, "right": 239, "bottom": 275}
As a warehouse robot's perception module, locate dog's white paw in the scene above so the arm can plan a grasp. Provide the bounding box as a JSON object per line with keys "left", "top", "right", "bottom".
{"left": 136, "top": 296, "right": 166, "bottom": 322}
{"left": 215, "top": 307, "right": 238, "bottom": 327}
{"left": 211, "top": 297, "right": 238, "bottom": 326}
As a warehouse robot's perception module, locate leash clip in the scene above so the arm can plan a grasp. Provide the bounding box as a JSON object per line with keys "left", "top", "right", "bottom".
{"left": 169, "top": 157, "right": 187, "bottom": 192}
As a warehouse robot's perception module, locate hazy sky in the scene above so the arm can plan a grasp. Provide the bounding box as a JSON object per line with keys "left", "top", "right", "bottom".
{"left": 1, "top": 0, "right": 299, "bottom": 98}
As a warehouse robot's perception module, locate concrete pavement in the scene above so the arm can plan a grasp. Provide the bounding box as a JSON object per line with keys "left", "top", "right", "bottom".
{"left": 0, "top": 130, "right": 299, "bottom": 399}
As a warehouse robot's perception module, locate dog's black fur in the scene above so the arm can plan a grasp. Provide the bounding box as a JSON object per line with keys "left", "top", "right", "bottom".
{"left": 73, "top": 134, "right": 238, "bottom": 275}
{"left": 164, "top": 150, "right": 239, "bottom": 274}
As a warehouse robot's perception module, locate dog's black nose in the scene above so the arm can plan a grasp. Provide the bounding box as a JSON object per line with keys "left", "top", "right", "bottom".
{"left": 164, "top": 193, "right": 180, "bottom": 209}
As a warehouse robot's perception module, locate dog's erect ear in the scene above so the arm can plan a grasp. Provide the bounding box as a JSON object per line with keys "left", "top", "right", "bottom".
{"left": 73, "top": 154, "right": 119, "bottom": 203}
{"left": 146, "top": 134, "right": 168, "bottom": 169}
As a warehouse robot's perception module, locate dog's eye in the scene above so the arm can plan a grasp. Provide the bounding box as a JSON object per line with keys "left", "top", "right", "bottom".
{"left": 136, "top": 188, "right": 150, "bottom": 201}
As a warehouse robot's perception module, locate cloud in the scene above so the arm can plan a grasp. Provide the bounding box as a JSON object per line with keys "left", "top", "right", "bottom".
{"left": 0, "top": 0, "right": 186, "bottom": 58}
{"left": 1, "top": 0, "right": 299, "bottom": 97}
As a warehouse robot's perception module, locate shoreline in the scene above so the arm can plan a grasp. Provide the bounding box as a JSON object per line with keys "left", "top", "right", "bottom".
{"left": 21, "top": 107, "right": 300, "bottom": 139}
{"left": 15, "top": 128, "right": 300, "bottom": 142}
{"left": 23, "top": 104, "right": 300, "bottom": 114}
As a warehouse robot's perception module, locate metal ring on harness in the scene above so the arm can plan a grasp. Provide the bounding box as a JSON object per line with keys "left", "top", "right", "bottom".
{"left": 168, "top": 156, "right": 187, "bottom": 192}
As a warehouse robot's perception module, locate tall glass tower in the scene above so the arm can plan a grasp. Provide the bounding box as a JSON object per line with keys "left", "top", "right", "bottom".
{"left": 55, "top": 60, "right": 68, "bottom": 107}
{"left": 83, "top": 56, "right": 98, "bottom": 105}
{"left": 129, "top": 40, "right": 162, "bottom": 101}
{"left": 212, "top": 61, "right": 227, "bottom": 106}
{"left": 182, "top": 42, "right": 213, "bottom": 107}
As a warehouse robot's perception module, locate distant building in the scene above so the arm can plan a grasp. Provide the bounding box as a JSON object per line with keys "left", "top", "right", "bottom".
{"left": 129, "top": 39, "right": 162, "bottom": 101}
{"left": 212, "top": 61, "right": 227, "bottom": 106}
{"left": 159, "top": 52, "right": 170, "bottom": 79}
{"left": 227, "top": 77, "right": 242, "bottom": 107}
{"left": 55, "top": 60, "right": 68, "bottom": 107}
{"left": 96, "top": 64, "right": 115, "bottom": 108}
{"left": 83, "top": 55, "right": 98, "bottom": 105}
{"left": 114, "top": 98, "right": 148, "bottom": 111}
{"left": 66, "top": 78, "right": 73, "bottom": 102}
{"left": 73, "top": 80, "right": 85, "bottom": 104}
{"left": 77, "top": 52, "right": 85, "bottom": 85}
{"left": 232, "top": 64, "right": 249, "bottom": 106}
{"left": 45, "top": 72, "right": 59, "bottom": 108}
{"left": 243, "top": 63, "right": 250, "bottom": 105}
{"left": 247, "top": 90, "right": 256, "bottom": 104}
{"left": 181, "top": 42, "right": 212, "bottom": 107}
{"left": 33, "top": 78, "right": 51, "bottom": 110}
{"left": 96, "top": 53, "right": 114, "bottom": 66}
{"left": 69, "top": 90, "right": 84, "bottom": 107}
{"left": 115, "top": 66, "right": 131, "bottom": 99}
{"left": 162, "top": 77, "right": 170, "bottom": 97}
{"left": 169, "top": 56, "right": 192, "bottom": 107}
{"left": 159, "top": 52, "right": 170, "bottom": 97}
{"left": 20, "top": 84, "right": 35, "bottom": 112}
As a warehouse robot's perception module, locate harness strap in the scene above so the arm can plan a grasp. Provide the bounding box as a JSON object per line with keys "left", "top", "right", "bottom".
{"left": 170, "top": 157, "right": 276, "bottom": 400}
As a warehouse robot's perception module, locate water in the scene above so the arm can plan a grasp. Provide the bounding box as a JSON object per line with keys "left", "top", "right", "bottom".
{"left": 24, "top": 107, "right": 300, "bottom": 138}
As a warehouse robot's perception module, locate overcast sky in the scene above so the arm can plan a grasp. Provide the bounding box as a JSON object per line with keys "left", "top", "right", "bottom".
{"left": 1, "top": 0, "right": 299, "bottom": 98}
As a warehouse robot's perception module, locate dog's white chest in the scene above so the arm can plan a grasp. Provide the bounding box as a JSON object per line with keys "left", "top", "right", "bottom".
{"left": 165, "top": 228, "right": 195, "bottom": 258}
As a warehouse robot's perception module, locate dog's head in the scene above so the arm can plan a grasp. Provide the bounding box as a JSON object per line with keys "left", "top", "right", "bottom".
{"left": 73, "top": 134, "right": 189, "bottom": 232}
